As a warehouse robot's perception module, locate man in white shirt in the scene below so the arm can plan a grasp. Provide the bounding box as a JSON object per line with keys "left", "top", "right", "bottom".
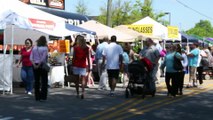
{"left": 102, "top": 35, "right": 123, "bottom": 96}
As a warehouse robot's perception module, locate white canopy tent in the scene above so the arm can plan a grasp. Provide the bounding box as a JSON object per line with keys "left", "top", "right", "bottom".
{"left": 0, "top": 0, "right": 76, "bottom": 93}
{"left": 4, "top": 25, "right": 48, "bottom": 45}
{"left": 78, "top": 20, "right": 136, "bottom": 42}
{"left": 132, "top": 16, "right": 181, "bottom": 41}
{"left": 0, "top": 0, "right": 72, "bottom": 36}
{"left": 114, "top": 25, "right": 161, "bottom": 41}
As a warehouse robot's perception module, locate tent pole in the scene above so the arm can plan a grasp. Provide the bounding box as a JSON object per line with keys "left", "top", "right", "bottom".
{"left": 2, "top": 28, "right": 6, "bottom": 95}
{"left": 10, "top": 25, "right": 14, "bottom": 94}
{"left": 187, "top": 37, "right": 190, "bottom": 80}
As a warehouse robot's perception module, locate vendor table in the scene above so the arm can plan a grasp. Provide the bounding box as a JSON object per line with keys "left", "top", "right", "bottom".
{"left": 13, "top": 65, "right": 65, "bottom": 87}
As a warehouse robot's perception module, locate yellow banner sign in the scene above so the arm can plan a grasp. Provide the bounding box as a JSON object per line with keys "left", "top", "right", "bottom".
{"left": 127, "top": 25, "right": 153, "bottom": 36}
{"left": 58, "top": 40, "right": 70, "bottom": 53}
{"left": 167, "top": 26, "right": 179, "bottom": 39}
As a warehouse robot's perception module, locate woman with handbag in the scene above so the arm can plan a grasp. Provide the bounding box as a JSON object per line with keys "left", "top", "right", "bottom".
{"left": 30, "top": 36, "right": 49, "bottom": 101}
{"left": 161, "top": 44, "right": 183, "bottom": 97}
{"left": 17, "top": 38, "right": 34, "bottom": 95}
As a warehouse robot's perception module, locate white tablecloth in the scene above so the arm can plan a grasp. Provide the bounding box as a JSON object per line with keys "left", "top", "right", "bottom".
{"left": 13, "top": 66, "right": 22, "bottom": 82}
{"left": 49, "top": 66, "right": 65, "bottom": 86}
{"left": 13, "top": 65, "right": 65, "bottom": 87}
{"left": 0, "top": 54, "right": 12, "bottom": 91}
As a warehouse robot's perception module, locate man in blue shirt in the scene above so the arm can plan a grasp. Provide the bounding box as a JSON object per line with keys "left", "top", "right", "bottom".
{"left": 187, "top": 42, "right": 200, "bottom": 87}
{"left": 96, "top": 37, "right": 109, "bottom": 90}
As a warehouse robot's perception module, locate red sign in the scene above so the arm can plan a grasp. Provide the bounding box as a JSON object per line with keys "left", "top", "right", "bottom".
{"left": 48, "top": 0, "right": 64, "bottom": 9}
{"left": 28, "top": 18, "right": 55, "bottom": 30}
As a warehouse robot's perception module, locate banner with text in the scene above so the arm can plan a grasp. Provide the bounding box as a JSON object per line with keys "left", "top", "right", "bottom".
{"left": 28, "top": 18, "right": 56, "bottom": 30}
{"left": 127, "top": 24, "right": 153, "bottom": 36}
{"left": 20, "top": 0, "right": 65, "bottom": 10}
{"left": 167, "top": 26, "right": 179, "bottom": 39}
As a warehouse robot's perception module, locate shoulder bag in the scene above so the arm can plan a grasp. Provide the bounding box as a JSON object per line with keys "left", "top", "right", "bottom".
{"left": 173, "top": 52, "right": 183, "bottom": 71}
{"left": 37, "top": 47, "right": 50, "bottom": 72}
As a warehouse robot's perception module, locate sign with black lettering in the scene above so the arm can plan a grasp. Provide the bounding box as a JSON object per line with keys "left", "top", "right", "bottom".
{"left": 167, "top": 26, "right": 179, "bottom": 39}
{"left": 127, "top": 25, "right": 153, "bottom": 36}
{"left": 29, "top": 0, "right": 47, "bottom": 6}
{"left": 20, "top": 0, "right": 65, "bottom": 10}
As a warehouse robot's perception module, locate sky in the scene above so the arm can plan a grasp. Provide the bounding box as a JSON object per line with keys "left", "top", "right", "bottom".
{"left": 65, "top": 0, "right": 213, "bottom": 31}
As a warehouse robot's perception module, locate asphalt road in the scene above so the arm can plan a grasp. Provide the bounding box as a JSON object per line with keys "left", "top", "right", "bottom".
{"left": 0, "top": 78, "right": 213, "bottom": 120}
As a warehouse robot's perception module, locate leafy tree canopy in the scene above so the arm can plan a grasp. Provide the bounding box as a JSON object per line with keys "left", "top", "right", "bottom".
{"left": 75, "top": 0, "right": 89, "bottom": 15}
{"left": 96, "top": 0, "right": 168, "bottom": 27}
{"left": 186, "top": 20, "right": 213, "bottom": 38}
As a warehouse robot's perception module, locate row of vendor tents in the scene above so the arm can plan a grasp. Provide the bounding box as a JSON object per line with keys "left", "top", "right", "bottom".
{"left": 1, "top": 0, "right": 212, "bottom": 93}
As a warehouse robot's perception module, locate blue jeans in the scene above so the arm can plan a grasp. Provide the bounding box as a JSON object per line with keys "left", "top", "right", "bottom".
{"left": 21, "top": 66, "right": 34, "bottom": 92}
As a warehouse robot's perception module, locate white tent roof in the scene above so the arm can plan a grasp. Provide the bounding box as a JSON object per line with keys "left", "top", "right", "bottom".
{"left": 132, "top": 16, "right": 167, "bottom": 39}
{"left": 114, "top": 25, "right": 161, "bottom": 41}
{"left": 4, "top": 25, "right": 49, "bottom": 45}
{"left": 78, "top": 20, "right": 136, "bottom": 42}
{"left": 0, "top": 0, "right": 77, "bottom": 93}
{"left": 132, "top": 16, "right": 181, "bottom": 40}
{"left": 0, "top": 0, "right": 74, "bottom": 37}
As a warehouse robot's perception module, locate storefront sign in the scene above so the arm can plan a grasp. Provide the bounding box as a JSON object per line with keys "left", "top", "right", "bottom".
{"left": 48, "top": 0, "right": 64, "bottom": 9}
{"left": 28, "top": 18, "right": 55, "bottom": 30}
{"left": 167, "top": 26, "right": 179, "bottom": 39}
{"left": 20, "top": 0, "right": 65, "bottom": 9}
{"left": 127, "top": 25, "right": 153, "bottom": 36}
{"left": 66, "top": 19, "right": 85, "bottom": 26}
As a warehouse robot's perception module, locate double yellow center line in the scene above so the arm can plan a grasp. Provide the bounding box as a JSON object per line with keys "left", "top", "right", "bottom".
{"left": 82, "top": 84, "right": 213, "bottom": 120}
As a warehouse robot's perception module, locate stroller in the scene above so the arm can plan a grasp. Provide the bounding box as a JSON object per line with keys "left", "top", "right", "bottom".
{"left": 125, "top": 60, "right": 156, "bottom": 98}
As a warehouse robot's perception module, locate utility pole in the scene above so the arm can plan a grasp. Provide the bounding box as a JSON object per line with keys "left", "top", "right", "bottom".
{"left": 106, "top": 0, "right": 112, "bottom": 27}
{"left": 165, "top": 12, "right": 171, "bottom": 25}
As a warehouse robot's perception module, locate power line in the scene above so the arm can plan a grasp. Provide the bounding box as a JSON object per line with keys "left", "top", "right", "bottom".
{"left": 175, "top": 0, "right": 213, "bottom": 20}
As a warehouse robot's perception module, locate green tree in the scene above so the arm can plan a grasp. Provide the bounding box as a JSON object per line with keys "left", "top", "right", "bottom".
{"left": 129, "top": 0, "right": 143, "bottom": 23}
{"left": 140, "top": 0, "right": 168, "bottom": 25}
{"left": 186, "top": 20, "right": 213, "bottom": 37}
{"left": 75, "top": 0, "right": 88, "bottom": 15}
{"left": 98, "top": 0, "right": 132, "bottom": 27}
{"left": 97, "top": 0, "right": 168, "bottom": 26}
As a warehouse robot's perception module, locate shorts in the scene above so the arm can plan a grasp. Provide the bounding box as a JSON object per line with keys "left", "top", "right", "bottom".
{"left": 107, "top": 69, "right": 120, "bottom": 80}
{"left": 123, "top": 64, "right": 129, "bottom": 73}
{"left": 73, "top": 67, "right": 87, "bottom": 76}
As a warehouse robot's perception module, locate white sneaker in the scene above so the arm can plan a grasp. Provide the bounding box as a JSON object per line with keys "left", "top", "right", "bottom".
{"left": 27, "top": 92, "right": 32, "bottom": 95}
{"left": 103, "top": 87, "right": 109, "bottom": 90}
{"left": 97, "top": 87, "right": 103, "bottom": 91}
{"left": 193, "top": 83, "right": 198, "bottom": 87}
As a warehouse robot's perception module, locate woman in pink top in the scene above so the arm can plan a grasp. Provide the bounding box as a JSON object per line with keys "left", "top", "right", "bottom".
{"left": 72, "top": 35, "right": 91, "bottom": 99}
{"left": 17, "top": 38, "right": 34, "bottom": 95}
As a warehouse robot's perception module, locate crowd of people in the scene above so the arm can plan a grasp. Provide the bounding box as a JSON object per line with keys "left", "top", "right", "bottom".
{"left": 16, "top": 34, "right": 213, "bottom": 101}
